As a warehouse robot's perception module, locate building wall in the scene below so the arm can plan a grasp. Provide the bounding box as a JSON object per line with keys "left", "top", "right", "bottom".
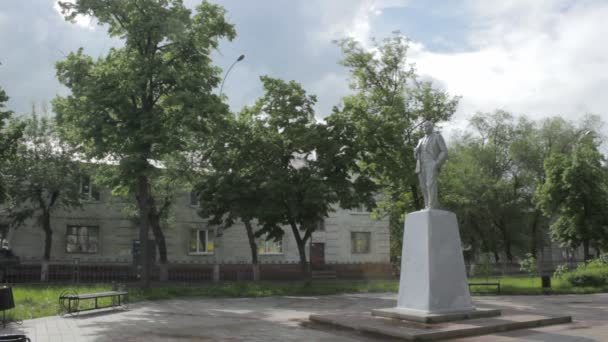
{"left": 3, "top": 189, "right": 391, "bottom": 264}
{"left": 314, "top": 207, "right": 390, "bottom": 263}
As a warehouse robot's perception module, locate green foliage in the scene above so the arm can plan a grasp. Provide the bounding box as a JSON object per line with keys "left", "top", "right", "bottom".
{"left": 519, "top": 253, "right": 537, "bottom": 278}
{"left": 553, "top": 264, "right": 570, "bottom": 279}
{"left": 54, "top": 0, "right": 236, "bottom": 183}
{"left": 331, "top": 35, "right": 459, "bottom": 258}
{"left": 535, "top": 124, "right": 608, "bottom": 259}
{"left": 441, "top": 112, "right": 535, "bottom": 261}
{"left": 0, "top": 86, "right": 24, "bottom": 203}
{"left": 563, "top": 260, "right": 608, "bottom": 287}
{"left": 440, "top": 113, "right": 604, "bottom": 263}
{"left": 204, "top": 76, "right": 377, "bottom": 272}
{"left": 478, "top": 254, "right": 493, "bottom": 280}
{"left": 53, "top": 0, "right": 236, "bottom": 278}
{"left": 3, "top": 107, "right": 82, "bottom": 260}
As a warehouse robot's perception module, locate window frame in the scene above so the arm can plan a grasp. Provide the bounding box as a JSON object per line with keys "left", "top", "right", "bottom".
{"left": 351, "top": 231, "right": 371, "bottom": 254}
{"left": 189, "top": 190, "right": 200, "bottom": 207}
{"left": 350, "top": 204, "right": 371, "bottom": 215}
{"left": 258, "top": 236, "right": 283, "bottom": 255}
{"left": 79, "top": 174, "right": 100, "bottom": 202}
{"left": 188, "top": 229, "right": 215, "bottom": 255}
{"left": 65, "top": 225, "right": 100, "bottom": 254}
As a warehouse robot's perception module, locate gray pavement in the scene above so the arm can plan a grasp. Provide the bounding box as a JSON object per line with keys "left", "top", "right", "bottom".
{"left": 2, "top": 292, "right": 608, "bottom": 341}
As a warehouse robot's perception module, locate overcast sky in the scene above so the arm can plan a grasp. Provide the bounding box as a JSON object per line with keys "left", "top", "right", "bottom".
{"left": 1, "top": 0, "right": 607, "bottom": 135}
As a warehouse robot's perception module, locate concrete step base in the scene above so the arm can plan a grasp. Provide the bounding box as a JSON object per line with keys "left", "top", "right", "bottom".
{"left": 372, "top": 307, "right": 501, "bottom": 323}
{"left": 311, "top": 271, "right": 337, "bottom": 280}
{"left": 308, "top": 311, "right": 572, "bottom": 341}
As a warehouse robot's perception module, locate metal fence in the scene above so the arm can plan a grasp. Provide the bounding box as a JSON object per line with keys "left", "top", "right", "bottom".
{"left": 0, "top": 261, "right": 396, "bottom": 284}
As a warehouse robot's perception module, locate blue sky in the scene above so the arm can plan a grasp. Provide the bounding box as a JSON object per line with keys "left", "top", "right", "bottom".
{"left": 1, "top": 0, "right": 607, "bottom": 136}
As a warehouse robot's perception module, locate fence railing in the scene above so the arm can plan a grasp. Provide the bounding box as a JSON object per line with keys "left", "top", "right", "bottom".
{"left": 0, "top": 261, "right": 396, "bottom": 284}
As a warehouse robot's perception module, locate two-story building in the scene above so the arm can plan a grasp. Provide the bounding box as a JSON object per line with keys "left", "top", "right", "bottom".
{"left": 0, "top": 176, "right": 391, "bottom": 281}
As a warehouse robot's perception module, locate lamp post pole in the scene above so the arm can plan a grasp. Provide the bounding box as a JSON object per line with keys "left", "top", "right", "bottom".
{"left": 219, "top": 54, "right": 245, "bottom": 98}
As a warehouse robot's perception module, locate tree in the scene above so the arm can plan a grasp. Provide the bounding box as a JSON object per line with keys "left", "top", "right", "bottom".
{"left": 193, "top": 116, "right": 267, "bottom": 280}
{"left": 225, "top": 76, "right": 376, "bottom": 276}
{"left": 441, "top": 112, "right": 546, "bottom": 263}
{"left": 535, "top": 132, "right": 608, "bottom": 261}
{"left": 0, "top": 86, "right": 23, "bottom": 203}
{"left": 4, "top": 107, "right": 81, "bottom": 277}
{"left": 331, "top": 35, "right": 459, "bottom": 259}
{"left": 53, "top": 0, "right": 235, "bottom": 286}
{"left": 509, "top": 116, "right": 581, "bottom": 257}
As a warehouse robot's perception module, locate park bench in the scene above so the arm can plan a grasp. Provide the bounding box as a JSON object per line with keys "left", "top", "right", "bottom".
{"left": 468, "top": 282, "right": 501, "bottom": 294}
{"left": 59, "top": 290, "right": 128, "bottom": 315}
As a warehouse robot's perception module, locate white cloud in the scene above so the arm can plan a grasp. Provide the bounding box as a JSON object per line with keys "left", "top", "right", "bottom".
{"left": 309, "top": 0, "right": 409, "bottom": 47}
{"left": 53, "top": 0, "right": 94, "bottom": 30}
{"left": 408, "top": 0, "right": 608, "bottom": 126}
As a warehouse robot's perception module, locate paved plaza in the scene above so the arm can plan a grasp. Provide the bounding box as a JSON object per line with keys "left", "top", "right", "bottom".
{"left": 2, "top": 292, "right": 608, "bottom": 341}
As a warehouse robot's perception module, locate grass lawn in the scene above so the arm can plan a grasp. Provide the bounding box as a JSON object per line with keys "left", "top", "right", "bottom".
{"left": 4, "top": 277, "right": 608, "bottom": 321}
{"left": 469, "top": 276, "right": 608, "bottom": 295}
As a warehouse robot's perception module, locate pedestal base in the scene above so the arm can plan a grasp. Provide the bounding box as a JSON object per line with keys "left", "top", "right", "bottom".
{"left": 371, "top": 307, "right": 501, "bottom": 323}
{"left": 397, "top": 209, "right": 474, "bottom": 313}
{"left": 308, "top": 311, "right": 572, "bottom": 341}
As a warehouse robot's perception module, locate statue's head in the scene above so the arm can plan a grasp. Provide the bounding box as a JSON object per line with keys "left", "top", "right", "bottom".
{"left": 423, "top": 121, "right": 434, "bottom": 135}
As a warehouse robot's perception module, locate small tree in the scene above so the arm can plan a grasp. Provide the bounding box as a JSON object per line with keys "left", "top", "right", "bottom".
{"left": 4, "top": 108, "right": 81, "bottom": 277}
{"left": 519, "top": 253, "right": 538, "bottom": 284}
{"left": 228, "top": 76, "right": 377, "bottom": 277}
{"left": 333, "top": 35, "right": 459, "bottom": 259}
{"left": 535, "top": 133, "right": 608, "bottom": 261}
{"left": 193, "top": 116, "right": 267, "bottom": 280}
{"left": 0, "top": 86, "right": 23, "bottom": 203}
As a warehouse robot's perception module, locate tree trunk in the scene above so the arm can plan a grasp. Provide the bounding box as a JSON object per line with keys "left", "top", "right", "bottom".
{"left": 288, "top": 221, "right": 310, "bottom": 278}
{"left": 410, "top": 184, "right": 422, "bottom": 211}
{"left": 493, "top": 250, "right": 500, "bottom": 263}
{"left": 136, "top": 175, "right": 152, "bottom": 288}
{"left": 530, "top": 210, "right": 540, "bottom": 257}
{"left": 388, "top": 210, "right": 403, "bottom": 262}
{"left": 152, "top": 218, "right": 169, "bottom": 281}
{"left": 583, "top": 240, "right": 590, "bottom": 261}
{"left": 149, "top": 212, "right": 168, "bottom": 263}
{"left": 295, "top": 238, "right": 309, "bottom": 278}
{"left": 244, "top": 220, "right": 260, "bottom": 281}
{"left": 41, "top": 210, "right": 52, "bottom": 262}
{"left": 499, "top": 221, "right": 513, "bottom": 262}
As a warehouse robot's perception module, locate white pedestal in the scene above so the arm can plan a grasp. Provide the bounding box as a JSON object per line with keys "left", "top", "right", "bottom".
{"left": 396, "top": 209, "right": 474, "bottom": 314}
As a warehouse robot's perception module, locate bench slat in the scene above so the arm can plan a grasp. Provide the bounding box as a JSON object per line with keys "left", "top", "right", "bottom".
{"left": 60, "top": 291, "right": 127, "bottom": 300}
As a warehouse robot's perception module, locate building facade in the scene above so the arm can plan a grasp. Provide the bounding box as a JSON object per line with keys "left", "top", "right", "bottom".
{"left": 0, "top": 182, "right": 390, "bottom": 267}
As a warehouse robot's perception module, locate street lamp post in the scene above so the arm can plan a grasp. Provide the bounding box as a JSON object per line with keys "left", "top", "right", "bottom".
{"left": 219, "top": 54, "right": 245, "bottom": 98}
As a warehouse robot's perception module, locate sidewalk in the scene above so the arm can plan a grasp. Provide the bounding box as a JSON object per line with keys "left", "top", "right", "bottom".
{"left": 2, "top": 292, "right": 608, "bottom": 341}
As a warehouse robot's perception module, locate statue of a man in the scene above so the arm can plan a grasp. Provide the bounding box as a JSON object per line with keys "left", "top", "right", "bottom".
{"left": 414, "top": 121, "right": 448, "bottom": 209}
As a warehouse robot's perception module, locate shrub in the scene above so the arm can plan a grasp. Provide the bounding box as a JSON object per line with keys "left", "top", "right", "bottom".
{"left": 553, "top": 264, "right": 569, "bottom": 279}
{"left": 563, "top": 259, "right": 608, "bottom": 287}
{"left": 478, "top": 254, "right": 493, "bottom": 280}
{"left": 519, "top": 253, "right": 537, "bottom": 278}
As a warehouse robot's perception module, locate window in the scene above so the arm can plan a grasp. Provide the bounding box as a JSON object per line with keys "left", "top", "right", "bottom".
{"left": 189, "top": 190, "right": 200, "bottom": 207}
{"left": 80, "top": 175, "right": 100, "bottom": 201}
{"left": 66, "top": 225, "right": 99, "bottom": 253}
{"left": 0, "top": 224, "right": 8, "bottom": 250}
{"left": 351, "top": 232, "right": 371, "bottom": 254}
{"left": 351, "top": 204, "right": 370, "bottom": 214}
{"left": 189, "top": 229, "right": 215, "bottom": 254}
{"left": 258, "top": 236, "right": 283, "bottom": 255}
